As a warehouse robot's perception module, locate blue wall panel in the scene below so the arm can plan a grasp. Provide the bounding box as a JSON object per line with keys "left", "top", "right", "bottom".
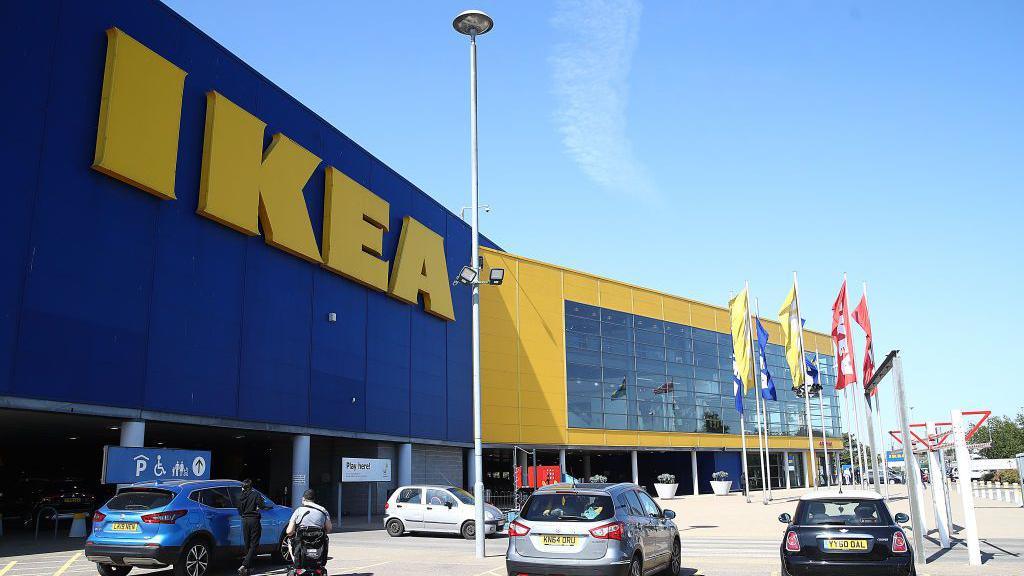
{"left": 1, "top": 0, "right": 479, "bottom": 443}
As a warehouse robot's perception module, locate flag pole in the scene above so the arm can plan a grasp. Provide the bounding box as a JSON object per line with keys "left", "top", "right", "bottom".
{"left": 739, "top": 287, "right": 752, "bottom": 504}
{"left": 755, "top": 298, "right": 773, "bottom": 501}
{"left": 835, "top": 338, "right": 855, "bottom": 486}
{"left": 843, "top": 273, "right": 869, "bottom": 487}
{"left": 815, "top": 350, "right": 831, "bottom": 486}
{"left": 747, "top": 286, "right": 769, "bottom": 503}
{"left": 864, "top": 281, "right": 891, "bottom": 499}
{"left": 846, "top": 274, "right": 880, "bottom": 493}
{"left": 793, "top": 271, "right": 817, "bottom": 489}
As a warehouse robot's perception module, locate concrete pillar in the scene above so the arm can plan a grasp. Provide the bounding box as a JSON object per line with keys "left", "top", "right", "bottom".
{"left": 583, "top": 453, "right": 592, "bottom": 482}
{"left": 631, "top": 450, "right": 639, "bottom": 485}
{"left": 398, "top": 443, "right": 413, "bottom": 487}
{"left": 292, "top": 434, "right": 310, "bottom": 508}
{"left": 926, "top": 423, "right": 950, "bottom": 548}
{"left": 784, "top": 451, "right": 792, "bottom": 489}
{"left": 691, "top": 451, "right": 699, "bottom": 495}
{"left": 559, "top": 449, "right": 567, "bottom": 481}
{"left": 119, "top": 420, "right": 145, "bottom": 447}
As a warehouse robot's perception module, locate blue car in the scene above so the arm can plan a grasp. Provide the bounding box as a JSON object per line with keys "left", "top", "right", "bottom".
{"left": 85, "top": 480, "right": 292, "bottom": 576}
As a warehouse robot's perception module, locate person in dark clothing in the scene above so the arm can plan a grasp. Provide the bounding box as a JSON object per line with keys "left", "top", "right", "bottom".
{"left": 237, "top": 479, "right": 270, "bottom": 576}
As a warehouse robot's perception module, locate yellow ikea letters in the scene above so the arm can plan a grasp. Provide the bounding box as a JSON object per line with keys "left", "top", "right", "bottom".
{"left": 92, "top": 28, "right": 186, "bottom": 200}
{"left": 198, "top": 92, "right": 323, "bottom": 263}
{"left": 322, "top": 167, "right": 390, "bottom": 292}
{"left": 91, "top": 28, "right": 455, "bottom": 320}
{"left": 389, "top": 217, "right": 455, "bottom": 321}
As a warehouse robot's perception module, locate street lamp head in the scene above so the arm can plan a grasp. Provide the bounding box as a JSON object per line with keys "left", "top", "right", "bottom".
{"left": 454, "top": 265, "right": 479, "bottom": 286}
{"left": 453, "top": 10, "right": 493, "bottom": 36}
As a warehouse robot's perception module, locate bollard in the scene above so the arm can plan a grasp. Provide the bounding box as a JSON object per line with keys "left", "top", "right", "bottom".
{"left": 68, "top": 513, "right": 87, "bottom": 538}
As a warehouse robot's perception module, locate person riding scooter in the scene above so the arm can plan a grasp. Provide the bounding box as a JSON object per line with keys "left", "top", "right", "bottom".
{"left": 285, "top": 489, "right": 332, "bottom": 576}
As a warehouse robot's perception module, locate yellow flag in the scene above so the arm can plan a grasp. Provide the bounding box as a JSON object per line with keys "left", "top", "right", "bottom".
{"left": 728, "top": 287, "right": 755, "bottom": 394}
{"left": 778, "top": 284, "right": 805, "bottom": 390}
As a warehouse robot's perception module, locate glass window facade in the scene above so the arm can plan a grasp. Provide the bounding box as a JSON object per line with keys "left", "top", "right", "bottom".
{"left": 564, "top": 301, "right": 842, "bottom": 437}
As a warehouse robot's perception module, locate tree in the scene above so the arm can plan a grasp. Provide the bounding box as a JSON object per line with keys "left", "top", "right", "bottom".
{"left": 980, "top": 410, "right": 1024, "bottom": 460}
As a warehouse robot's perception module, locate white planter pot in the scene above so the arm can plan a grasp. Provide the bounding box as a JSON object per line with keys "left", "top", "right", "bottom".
{"left": 654, "top": 483, "right": 678, "bottom": 499}
{"left": 710, "top": 480, "right": 733, "bottom": 495}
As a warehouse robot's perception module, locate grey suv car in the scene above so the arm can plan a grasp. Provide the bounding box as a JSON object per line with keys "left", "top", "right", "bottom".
{"left": 506, "top": 483, "right": 680, "bottom": 576}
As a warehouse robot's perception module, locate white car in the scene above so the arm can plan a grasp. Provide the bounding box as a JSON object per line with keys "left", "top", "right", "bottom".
{"left": 384, "top": 485, "right": 505, "bottom": 539}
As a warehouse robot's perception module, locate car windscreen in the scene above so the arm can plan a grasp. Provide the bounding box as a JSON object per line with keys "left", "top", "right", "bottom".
{"left": 796, "top": 499, "right": 890, "bottom": 527}
{"left": 520, "top": 493, "right": 615, "bottom": 522}
{"left": 450, "top": 487, "right": 475, "bottom": 505}
{"left": 106, "top": 489, "right": 175, "bottom": 511}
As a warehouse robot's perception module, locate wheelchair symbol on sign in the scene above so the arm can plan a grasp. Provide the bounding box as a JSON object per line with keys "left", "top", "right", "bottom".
{"left": 192, "top": 456, "right": 207, "bottom": 477}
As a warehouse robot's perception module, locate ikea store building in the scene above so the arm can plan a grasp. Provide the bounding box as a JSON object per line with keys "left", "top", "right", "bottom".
{"left": 0, "top": 0, "right": 842, "bottom": 526}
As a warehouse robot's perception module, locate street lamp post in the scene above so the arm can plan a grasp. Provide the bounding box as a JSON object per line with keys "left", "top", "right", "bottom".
{"left": 453, "top": 9, "right": 494, "bottom": 560}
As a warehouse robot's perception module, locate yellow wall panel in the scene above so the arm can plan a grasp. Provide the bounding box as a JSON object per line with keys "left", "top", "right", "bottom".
{"left": 521, "top": 425, "right": 566, "bottom": 444}
{"left": 483, "top": 423, "right": 519, "bottom": 444}
{"left": 638, "top": 432, "right": 673, "bottom": 447}
{"left": 689, "top": 303, "right": 718, "bottom": 331}
{"left": 632, "top": 290, "right": 663, "bottom": 320}
{"left": 605, "top": 430, "right": 639, "bottom": 447}
{"left": 598, "top": 282, "right": 632, "bottom": 314}
{"left": 712, "top": 309, "right": 731, "bottom": 333}
{"left": 568, "top": 429, "right": 606, "bottom": 446}
{"left": 670, "top": 434, "right": 699, "bottom": 448}
{"left": 662, "top": 298, "right": 690, "bottom": 325}
{"left": 563, "top": 272, "right": 599, "bottom": 306}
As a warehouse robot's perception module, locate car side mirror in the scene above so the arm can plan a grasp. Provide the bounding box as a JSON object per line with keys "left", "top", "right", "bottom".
{"left": 778, "top": 513, "right": 792, "bottom": 524}
{"left": 894, "top": 513, "right": 909, "bottom": 524}
{"left": 663, "top": 510, "right": 676, "bottom": 520}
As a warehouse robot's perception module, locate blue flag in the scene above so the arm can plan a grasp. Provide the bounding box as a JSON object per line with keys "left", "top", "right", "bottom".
{"left": 755, "top": 319, "right": 777, "bottom": 401}
{"left": 805, "top": 357, "right": 819, "bottom": 385}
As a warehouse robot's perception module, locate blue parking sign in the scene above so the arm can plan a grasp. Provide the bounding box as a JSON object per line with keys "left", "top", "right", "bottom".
{"left": 102, "top": 446, "right": 212, "bottom": 484}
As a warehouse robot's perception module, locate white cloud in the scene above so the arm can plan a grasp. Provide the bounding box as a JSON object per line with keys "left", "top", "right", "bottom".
{"left": 550, "top": 0, "right": 657, "bottom": 201}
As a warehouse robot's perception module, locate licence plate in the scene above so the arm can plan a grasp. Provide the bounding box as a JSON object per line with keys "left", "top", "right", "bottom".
{"left": 64, "top": 497, "right": 82, "bottom": 503}
{"left": 109, "top": 522, "right": 139, "bottom": 532}
{"left": 824, "top": 539, "right": 868, "bottom": 551}
{"left": 541, "top": 535, "right": 578, "bottom": 546}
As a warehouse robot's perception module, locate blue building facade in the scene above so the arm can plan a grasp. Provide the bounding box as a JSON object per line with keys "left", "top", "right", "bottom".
{"left": 1, "top": 0, "right": 476, "bottom": 446}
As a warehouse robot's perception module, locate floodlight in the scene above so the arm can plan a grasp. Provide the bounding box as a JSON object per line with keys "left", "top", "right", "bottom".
{"left": 454, "top": 265, "right": 479, "bottom": 286}
{"left": 488, "top": 268, "right": 505, "bottom": 285}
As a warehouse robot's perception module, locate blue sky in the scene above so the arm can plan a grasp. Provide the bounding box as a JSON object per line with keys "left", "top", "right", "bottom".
{"left": 164, "top": 0, "right": 1023, "bottom": 439}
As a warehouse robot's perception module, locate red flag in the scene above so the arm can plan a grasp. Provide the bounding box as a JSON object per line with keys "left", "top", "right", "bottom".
{"left": 831, "top": 280, "right": 858, "bottom": 390}
{"left": 852, "top": 293, "right": 876, "bottom": 392}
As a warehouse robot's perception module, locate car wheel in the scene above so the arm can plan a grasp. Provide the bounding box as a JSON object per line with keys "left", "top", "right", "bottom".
{"left": 274, "top": 532, "right": 291, "bottom": 563}
{"left": 461, "top": 520, "right": 476, "bottom": 540}
{"left": 629, "top": 555, "right": 642, "bottom": 576}
{"left": 96, "top": 565, "right": 132, "bottom": 576}
{"left": 174, "top": 539, "right": 211, "bottom": 576}
{"left": 664, "top": 539, "right": 680, "bottom": 575}
{"left": 386, "top": 518, "right": 405, "bottom": 537}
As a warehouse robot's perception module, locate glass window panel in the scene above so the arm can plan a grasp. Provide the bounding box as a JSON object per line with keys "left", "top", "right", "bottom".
{"left": 718, "top": 343, "right": 734, "bottom": 357}
{"left": 567, "top": 348, "right": 601, "bottom": 367}
{"left": 717, "top": 355, "right": 734, "bottom": 370}
{"left": 666, "top": 349, "right": 692, "bottom": 365}
{"left": 693, "top": 340, "right": 718, "bottom": 356}
{"left": 665, "top": 335, "right": 693, "bottom": 351}
{"left": 717, "top": 369, "right": 734, "bottom": 383}
{"left": 694, "top": 380, "right": 717, "bottom": 394}
{"left": 567, "top": 380, "right": 604, "bottom": 398}
{"left": 604, "top": 381, "right": 630, "bottom": 400}
{"left": 567, "top": 362, "right": 601, "bottom": 382}
{"left": 565, "top": 301, "right": 600, "bottom": 320}
{"left": 601, "top": 338, "right": 632, "bottom": 356}
{"left": 601, "top": 309, "right": 633, "bottom": 326}
{"left": 719, "top": 382, "right": 733, "bottom": 396}
{"left": 717, "top": 333, "right": 732, "bottom": 345}
{"left": 566, "top": 331, "right": 601, "bottom": 351}
{"left": 566, "top": 316, "right": 600, "bottom": 334}
{"left": 604, "top": 396, "right": 629, "bottom": 414}
{"left": 666, "top": 363, "right": 693, "bottom": 378}
{"left": 635, "top": 343, "right": 666, "bottom": 361}
{"left": 601, "top": 323, "right": 633, "bottom": 341}
{"left": 603, "top": 368, "right": 634, "bottom": 385}
{"left": 694, "top": 366, "right": 717, "bottom": 381}
{"left": 604, "top": 413, "right": 628, "bottom": 430}
{"left": 635, "top": 329, "right": 665, "bottom": 346}
{"left": 692, "top": 328, "right": 718, "bottom": 343}
{"left": 568, "top": 410, "right": 601, "bottom": 428}
{"left": 635, "top": 372, "right": 663, "bottom": 389}
{"left": 693, "top": 353, "right": 718, "bottom": 368}
{"left": 602, "top": 352, "right": 632, "bottom": 370}
{"left": 663, "top": 321, "right": 690, "bottom": 336}
{"left": 635, "top": 358, "right": 666, "bottom": 374}
{"left": 634, "top": 317, "right": 663, "bottom": 333}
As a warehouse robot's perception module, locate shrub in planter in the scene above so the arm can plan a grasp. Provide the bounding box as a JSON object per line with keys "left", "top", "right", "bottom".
{"left": 710, "top": 471, "right": 732, "bottom": 495}
{"left": 712, "top": 471, "right": 729, "bottom": 481}
{"left": 657, "top": 474, "right": 676, "bottom": 484}
{"left": 654, "top": 473, "right": 678, "bottom": 499}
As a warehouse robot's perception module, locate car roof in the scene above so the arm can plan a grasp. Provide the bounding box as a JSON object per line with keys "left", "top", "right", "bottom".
{"left": 799, "top": 489, "right": 885, "bottom": 501}
{"left": 534, "top": 482, "right": 635, "bottom": 495}
{"left": 127, "top": 479, "right": 241, "bottom": 491}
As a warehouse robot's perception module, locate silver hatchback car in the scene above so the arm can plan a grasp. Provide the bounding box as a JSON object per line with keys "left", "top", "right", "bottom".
{"left": 506, "top": 483, "right": 680, "bottom": 576}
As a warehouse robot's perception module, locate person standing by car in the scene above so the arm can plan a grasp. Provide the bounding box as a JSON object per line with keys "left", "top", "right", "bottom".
{"left": 237, "top": 479, "right": 269, "bottom": 576}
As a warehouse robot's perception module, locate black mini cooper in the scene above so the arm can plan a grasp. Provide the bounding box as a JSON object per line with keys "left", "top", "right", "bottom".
{"left": 778, "top": 490, "right": 915, "bottom": 576}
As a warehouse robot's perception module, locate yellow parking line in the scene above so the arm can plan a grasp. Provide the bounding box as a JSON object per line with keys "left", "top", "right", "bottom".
{"left": 51, "top": 553, "right": 81, "bottom": 576}
{"left": 1, "top": 561, "right": 17, "bottom": 576}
